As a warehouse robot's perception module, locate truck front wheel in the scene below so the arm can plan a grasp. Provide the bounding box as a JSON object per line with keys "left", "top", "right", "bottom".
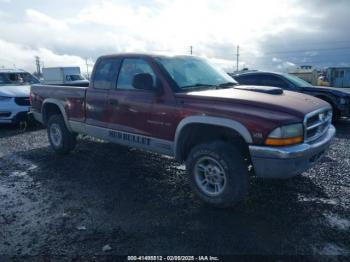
{"left": 47, "top": 114, "right": 76, "bottom": 155}
{"left": 186, "top": 141, "right": 249, "bottom": 208}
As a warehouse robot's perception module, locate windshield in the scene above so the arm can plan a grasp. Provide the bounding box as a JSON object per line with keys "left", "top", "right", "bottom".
{"left": 66, "top": 75, "right": 85, "bottom": 81}
{"left": 156, "top": 56, "right": 237, "bottom": 91}
{"left": 283, "top": 73, "right": 313, "bottom": 87}
{"left": 0, "top": 72, "right": 40, "bottom": 86}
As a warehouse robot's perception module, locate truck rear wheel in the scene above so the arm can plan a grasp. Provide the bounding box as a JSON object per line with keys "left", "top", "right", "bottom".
{"left": 186, "top": 141, "right": 249, "bottom": 208}
{"left": 47, "top": 114, "right": 76, "bottom": 155}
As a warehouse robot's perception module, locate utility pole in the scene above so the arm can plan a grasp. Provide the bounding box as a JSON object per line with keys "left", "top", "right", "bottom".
{"left": 35, "top": 56, "right": 41, "bottom": 75}
{"left": 236, "top": 45, "right": 239, "bottom": 72}
{"left": 190, "top": 45, "right": 193, "bottom": 55}
{"left": 85, "top": 58, "right": 90, "bottom": 79}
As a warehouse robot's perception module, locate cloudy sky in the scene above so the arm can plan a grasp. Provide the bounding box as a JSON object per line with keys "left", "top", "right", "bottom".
{"left": 0, "top": 0, "right": 349, "bottom": 74}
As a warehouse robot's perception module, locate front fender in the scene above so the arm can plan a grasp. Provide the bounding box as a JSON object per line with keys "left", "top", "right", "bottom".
{"left": 174, "top": 115, "right": 252, "bottom": 160}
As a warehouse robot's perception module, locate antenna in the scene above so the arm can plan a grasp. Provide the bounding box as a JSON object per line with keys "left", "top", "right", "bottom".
{"left": 85, "top": 58, "right": 90, "bottom": 79}
{"left": 236, "top": 45, "right": 239, "bottom": 72}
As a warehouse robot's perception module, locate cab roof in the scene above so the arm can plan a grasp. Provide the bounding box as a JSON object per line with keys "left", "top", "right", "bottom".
{"left": 232, "top": 71, "right": 287, "bottom": 77}
{"left": 98, "top": 53, "right": 195, "bottom": 60}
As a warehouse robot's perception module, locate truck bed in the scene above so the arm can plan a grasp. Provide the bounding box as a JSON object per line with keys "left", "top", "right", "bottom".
{"left": 31, "top": 84, "right": 87, "bottom": 123}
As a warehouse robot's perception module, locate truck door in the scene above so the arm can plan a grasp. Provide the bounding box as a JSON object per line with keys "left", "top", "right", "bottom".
{"left": 85, "top": 58, "right": 121, "bottom": 128}
{"left": 107, "top": 58, "right": 156, "bottom": 137}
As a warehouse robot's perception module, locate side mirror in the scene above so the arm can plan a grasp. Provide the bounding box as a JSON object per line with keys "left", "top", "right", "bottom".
{"left": 132, "top": 73, "right": 154, "bottom": 91}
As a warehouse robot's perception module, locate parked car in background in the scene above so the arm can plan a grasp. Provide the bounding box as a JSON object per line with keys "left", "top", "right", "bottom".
{"left": 30, "top": 53, "right": 335, "bottom": 207}
{"left": 231, "top": 71, "right": 350, "bottom": 122}
{"left": 318, "top": 75, "right": 330, "bottom": 87}
{"left": 42, "top": 67, "right": 89, "bottom": 87}
{"left": 0, "top": 69, "right": 39, "bottom": 124}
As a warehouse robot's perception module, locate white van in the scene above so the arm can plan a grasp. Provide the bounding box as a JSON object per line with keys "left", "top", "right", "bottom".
{"left": 42, "top": 67, "right": 89, "bottom": 86}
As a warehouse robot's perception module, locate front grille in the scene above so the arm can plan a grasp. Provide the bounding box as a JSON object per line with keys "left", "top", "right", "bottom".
{"left": 0, "top": 112, "right": 11, "bottom": 118}
{"left": 14, "top": 97, "right": 30, "bottom": 106}
{"left": 304, "top": 108, "right": 332, "bottom": 142}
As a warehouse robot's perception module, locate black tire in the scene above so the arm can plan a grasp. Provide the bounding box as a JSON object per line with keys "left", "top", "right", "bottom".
{"left": 47, "top": 114, "right": 76, "bottom": 155}
{"left": 186, "top": 141, "right": 249, "bottom": 208}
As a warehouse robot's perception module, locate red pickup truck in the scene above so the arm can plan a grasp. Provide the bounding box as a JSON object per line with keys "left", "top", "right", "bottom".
{"left": 30, "top": 53, "right": 335, "bottom": 207}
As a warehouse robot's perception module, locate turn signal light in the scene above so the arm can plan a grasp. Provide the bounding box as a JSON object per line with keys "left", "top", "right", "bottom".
{"left": 265, "top": 136, "right": 303, "bottom": 146}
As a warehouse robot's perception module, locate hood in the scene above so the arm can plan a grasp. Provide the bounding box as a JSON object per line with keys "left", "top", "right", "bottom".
{"left": 0, "top": 85, "right": 30, "bottom": 97}
{"left": 177, "top": 86, "right": 330, "bottom": 118}
{"left": 304, "top": 86, "right": 350, "bottom": 96}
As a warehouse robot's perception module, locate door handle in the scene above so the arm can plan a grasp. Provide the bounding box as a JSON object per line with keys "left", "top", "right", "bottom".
{"left": 109, "top": 99, "right": 119, "bottom": 106}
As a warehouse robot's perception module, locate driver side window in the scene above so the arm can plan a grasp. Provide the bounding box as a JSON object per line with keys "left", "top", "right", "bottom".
{"left": 117, "top": 58, "right": 156, "bottom": 90}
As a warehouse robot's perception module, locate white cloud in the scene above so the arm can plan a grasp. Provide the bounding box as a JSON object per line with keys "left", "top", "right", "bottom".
{"left": 0, "top": 39, "right": 87, "bottom": 72}
{"left": 26, "top": 9, "right": 69, "bottom": 31}
{"left": 71, "top": 0, "right": 310, "bottom": 52}
{"left": 0, "top": 0, "right": 348, "bottom": 72}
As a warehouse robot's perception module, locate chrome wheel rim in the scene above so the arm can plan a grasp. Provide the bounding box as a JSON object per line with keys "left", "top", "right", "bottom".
{"left": 194, "top": 156, "right": 227, "bottom": 196}
{"left": 50, "top": 123, "right": 62, "bottom": 147}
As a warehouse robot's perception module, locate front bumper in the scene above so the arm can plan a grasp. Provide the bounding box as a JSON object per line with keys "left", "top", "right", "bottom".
{"left": 249, "top": 125, "right": 336, "bottom": 179}
{"left": 0, "top": 98, "right": 30, "bottom": 123}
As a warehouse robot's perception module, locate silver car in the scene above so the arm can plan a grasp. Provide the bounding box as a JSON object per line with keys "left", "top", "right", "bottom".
{"left": 0, "top": 69, "right": 39, "bottom": 124}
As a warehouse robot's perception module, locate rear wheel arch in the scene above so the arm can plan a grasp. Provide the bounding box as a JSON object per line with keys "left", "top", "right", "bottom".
{"left": 174, "top": 117, "right": 252, "bottom": 162}
{"left": 42, "top": 99, "right": 72, "bottom": 130}
{"left": 47, "top": 114, "right": 77, "bottom": 155}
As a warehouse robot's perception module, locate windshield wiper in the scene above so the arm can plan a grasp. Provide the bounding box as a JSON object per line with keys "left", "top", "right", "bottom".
{"left": 180, "top": 82, "right": 238, "bottom": 91}
{"left": 181, "top": 83, "right": 216, "bottom": 89}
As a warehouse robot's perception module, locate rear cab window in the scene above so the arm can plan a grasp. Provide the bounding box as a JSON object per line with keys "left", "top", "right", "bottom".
{"left": 93, "top": 58, "right": 121, "bottom": 89}
{"left": 116, "top": 58, "right": 156, "bottom": 90}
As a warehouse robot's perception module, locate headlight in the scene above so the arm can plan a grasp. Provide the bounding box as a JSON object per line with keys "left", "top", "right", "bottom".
{"left": 0, "top": 96, "right": 11, "bottom": 101}
{"left": 265, "top": 123, "right": 303, "bottom": 146}
{"left": 339, "top": 98, "right": 346, "bottom": 105}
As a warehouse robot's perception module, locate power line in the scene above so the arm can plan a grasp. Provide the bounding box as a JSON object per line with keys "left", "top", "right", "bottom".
{"left": 240, "top": 52, "right": 350, "bottom": 60}
{"left": 243, "top": 56, "right": 350, "bottom": 63}
{"left": 244, "top": 59, "right": 350, "bottom": 67}
{"left": 261, "top": 39, "right": 350, "bottom": 48}
{"left": 266, "top": 46, "right": 350, "bottom": 55}
{"left": 242, "top": 54, "right": 350, "bottom": 62}
{"left": 239, "top": 46, "right": 350, "bottom": 56}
